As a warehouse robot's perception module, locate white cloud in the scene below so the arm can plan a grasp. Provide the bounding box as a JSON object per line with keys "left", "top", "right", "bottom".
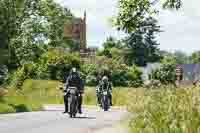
{"left": 181, "top": 0, "right": 200, "bottom": 17}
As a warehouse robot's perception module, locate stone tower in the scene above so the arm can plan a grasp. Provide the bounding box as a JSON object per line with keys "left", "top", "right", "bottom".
{"left": 63, "top": 11, "right": 87, "bottom": 50}
{"left": 80, "top": 11, "right": 87, "bottom": 50}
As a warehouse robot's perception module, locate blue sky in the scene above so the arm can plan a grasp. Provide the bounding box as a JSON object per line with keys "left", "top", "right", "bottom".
{"left": 56, "top": 0, "right": 200, "bottom": 54}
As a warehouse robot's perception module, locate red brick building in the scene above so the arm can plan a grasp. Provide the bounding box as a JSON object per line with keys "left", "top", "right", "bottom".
{"left": 64, "top": 11, "right": 97, "bottom": 64}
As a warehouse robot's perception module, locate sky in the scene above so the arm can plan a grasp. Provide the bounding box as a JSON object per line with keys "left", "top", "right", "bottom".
{"left": 56, "top": 0, "right": 200, "bottom": 54}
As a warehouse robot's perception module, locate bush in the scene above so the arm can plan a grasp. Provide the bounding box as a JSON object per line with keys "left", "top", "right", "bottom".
{"left": 150, "top": 64, "right": 176, "bottom": 85}
{"left": 82, "top": 58, "right": 143, "bottom": 87}
{"left": 127, "top": 66, "right": 143, "bottom": 87}
{"left": 85, "top": 75, "right": 97, "bottom": 86}
{"left": 8, "top": 67, "right": 27, "bottom": 89}
{"left": 14, "top": 104, "right": 31, "bottom": 112}
{"left": 0, "top": 103, "right": 15, "bottom": 114}
{"left": 8, "top": 49, "right": 81, "bottom": 89}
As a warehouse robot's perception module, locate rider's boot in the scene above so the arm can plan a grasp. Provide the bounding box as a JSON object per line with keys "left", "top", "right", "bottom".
{"left": 63, "top": 96, "right": 68, "bottom": 113}
{"left": 78, "top": 94, "right": 83, "bottom": 114}
{"left": 109, "top": 95, "right": 112, "bottom": 106}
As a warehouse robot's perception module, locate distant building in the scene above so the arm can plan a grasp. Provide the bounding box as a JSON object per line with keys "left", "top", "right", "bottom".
{"left": 64, "top": 11, "right": 97, "bottom": 64}
{"left": 64, "top": 11, "right": 86, "bottom": 50}
{"left": 177, "top": 64, "right": 200, "bottom": 81}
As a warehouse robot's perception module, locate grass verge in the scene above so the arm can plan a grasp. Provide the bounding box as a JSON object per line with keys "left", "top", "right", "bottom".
{"left": 128, "top": 86, "right": 200, "bottom": 133}
{"left": 0, "top": 79, "right": 133, "bottom": 113}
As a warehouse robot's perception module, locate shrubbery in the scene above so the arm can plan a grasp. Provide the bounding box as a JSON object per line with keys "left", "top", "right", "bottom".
{"left": 150, "top": 64, "right": 176, "bottom": 85}
{"left": 8, "top": 48, "right": 81, "bottom": 88}
{"left": 7, "top": 49, "right": 144, "bottom": 89}
{"left": 0, "top": 94, "right": 42, "bottom": 114}
{"left": 81, "top": 61, "right": 143, "bottom": 87}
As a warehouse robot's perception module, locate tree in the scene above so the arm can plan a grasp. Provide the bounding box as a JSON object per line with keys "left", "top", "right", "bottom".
{"left": 0, "top": 0, "right": 74, "bottom": 67}
{"left": 161, "top": 54, "right": 177, "bottom": 65}
{"left": 115, "top": 0, "right": 182, "bottom": 66}
{"left": 173, "top": 50, "right": 189, "bottom": 64}
{"left": 162, "top": 0, "right": 182, "bottom": 9}
{"left": 115, "top": 0, "right": 182, "bottom": 33}
{"left": 98, "top": 36, "right": 123, "bottom": 58}
{"left": 124, "top": 17, "right": 161, "bottom": 66}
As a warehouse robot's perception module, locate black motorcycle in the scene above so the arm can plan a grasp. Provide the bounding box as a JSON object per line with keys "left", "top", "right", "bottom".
{"left": 101, "top": 89, "right": 110, "bottom": 111}
{"left": 66, "top": 87, "right": 79, "bottom": 118}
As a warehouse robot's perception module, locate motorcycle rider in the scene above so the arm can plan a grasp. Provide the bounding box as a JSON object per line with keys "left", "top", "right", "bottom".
{"left": 96, "top": 76, "right": 112, "bottom": 106}
{"left": 63, "top": 67, "right": 84, "bottom": 114}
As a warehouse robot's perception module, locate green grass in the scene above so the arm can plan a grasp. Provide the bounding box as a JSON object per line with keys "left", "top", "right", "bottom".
{"left": 13, "top": 79, "right": 131, "bottom": 106}
{"left": 0, "top": 79, "right": 133, "bottom": 113}
{"left": 127, "top": 86, "right": 200, "bottom": 133}
{"left": 83, "top": 87, "right": 131, "bottom": 106}
{"left": 0, "top": 95, "right": 43, "bottom": 114}
{"left": 0, "top": 79, "right": 62, "bottom": 114}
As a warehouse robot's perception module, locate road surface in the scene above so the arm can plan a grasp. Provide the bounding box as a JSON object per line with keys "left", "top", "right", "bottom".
{"left": 0, "top": 105, "right": 127, "bottom": 133}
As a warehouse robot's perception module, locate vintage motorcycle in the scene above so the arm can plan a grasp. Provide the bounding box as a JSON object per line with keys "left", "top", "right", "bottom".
{"left": 64, "top": 87, "right": 79, "bottom": 118}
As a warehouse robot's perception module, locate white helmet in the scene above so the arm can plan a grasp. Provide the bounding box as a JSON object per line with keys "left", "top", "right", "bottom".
{"left": 72, "top": 67, "right": 77, "bottom": 73}
{"left": 102, "top": 76, "right": 108, "bottom": 83}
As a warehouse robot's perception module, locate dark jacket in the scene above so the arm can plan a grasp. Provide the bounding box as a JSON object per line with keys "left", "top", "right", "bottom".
{"left": 64, "top": 72, "right": 84, "bottom": 93}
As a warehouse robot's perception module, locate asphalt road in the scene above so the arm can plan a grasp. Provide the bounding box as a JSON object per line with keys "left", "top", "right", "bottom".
{"left": 0, "top": 105, "right": 127, "bottom": 133}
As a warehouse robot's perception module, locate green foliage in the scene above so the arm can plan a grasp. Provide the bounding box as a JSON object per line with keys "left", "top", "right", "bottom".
{"left": 0, "top": 89, "right": 43, "bottom": 114}
{"left": 0, "top": 65, "right": 8, "bottom": 85}
{"left": 82, "top": 59, "right": 143, "bottom": 87}
{"left": 127, "top": 66, "right": 143, "bottom": 87}
{"left": 14, "top": 104, "right": 31, "bottom": 112}
{"left": 111, "top": 65, "right": 143, "bottom": 87}
{"left": 128, "top": 87, "right": 200, "bottom": 133}
{"left": 8, "top": 48, "right": 81, "bottom": 88}
{"left": 41, "top": 48, "right": 80, "bottom": 80}
{"left": 81, "top": 64, "right": 99, "bottom": 86}
{"left": 115, "top": 0, "right": 182, "bottom": 67}
{"left": 0, "top": 103, "right": 16, "bottom": 114}
{"left": 98, "top": 36, "right": 123, "bottom": 58}
{"left": 111, "top": 66, "right": 129, "bottom": 86}
{"left": 116, "top": 0, "right": 154, "bottom": 33}
{"left": 9, "top": 67, "right": 28, "bottom": 89}
{"left": 150, "top": 64, "right": 176, "bottom": 84}
{"left": 124, "top": 17, "right": 161, "bottom": 66}
{"left": 116, "top": 0, "right": 182, "bottom": 33}
{"left": 190, "top": 51, "right": 200, "bottom": 63}
{"left": 173, "top": 50, "right": 189, "bottom": 64}
{"left": 161, "top": 54, "right": 177, "bottom": 65}
{"left": 161, "top": 50, "right": 190, "bottom": 64}
{"left": 85, "top": 75, "right": 97, "bottom": 86}
{"left": 0, "top": 0, "right": 74, "bottom": 68}
{"left": 163, "top": 0, "right": 182, "bottom": 9}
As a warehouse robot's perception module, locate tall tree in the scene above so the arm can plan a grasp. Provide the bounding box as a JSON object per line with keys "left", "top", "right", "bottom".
{"left": 115, "top": 0, "right": 182, "bottom": 66}
{"left": 0, "top": 0, "right": 74, "bottom": 67}
{"left": 124, "top": 17, "right": 161, "bottom": 66}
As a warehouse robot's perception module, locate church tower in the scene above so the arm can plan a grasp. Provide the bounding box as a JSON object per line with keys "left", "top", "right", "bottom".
{"left": 80, "top": 11, "right": 87, "bottom": 50}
